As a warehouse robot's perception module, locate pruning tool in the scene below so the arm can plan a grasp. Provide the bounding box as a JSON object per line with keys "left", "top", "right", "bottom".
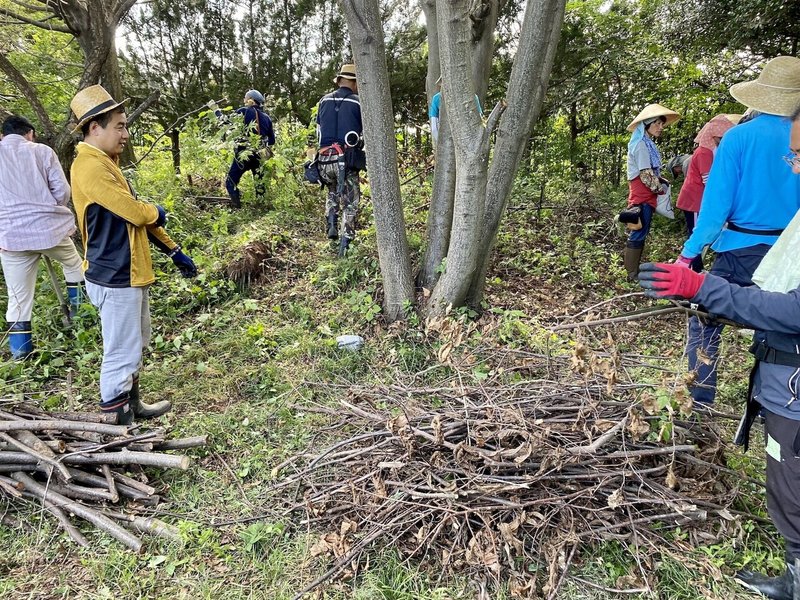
{"left": 42, "top": 256, "right": 72, "bottom": 327}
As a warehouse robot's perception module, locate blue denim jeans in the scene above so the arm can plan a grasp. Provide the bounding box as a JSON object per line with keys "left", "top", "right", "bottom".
{"left": 626, "top": 203, "right": 653, "bottom": 249}
{"left": 687, "top": 244, "right": 770, "bottom": 404}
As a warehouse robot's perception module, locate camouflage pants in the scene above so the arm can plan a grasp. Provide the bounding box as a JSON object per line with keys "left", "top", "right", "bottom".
{"left": 319, "top": 164, "right": 360, "bottom": 239}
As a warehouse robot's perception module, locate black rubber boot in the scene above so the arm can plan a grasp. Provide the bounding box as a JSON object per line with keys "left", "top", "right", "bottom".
{"left": 623, "top": 246, "right": 644, "bottom": 281}
{"left": 326, "top": 212, "right": 339, "bottom": 240}
{"left": 229, "top": 189, "right": 241, "bottom": 209}
{"left": 100, "top": 392, "right": 134, "bottom": 426}
{"left": 129, "top": 374, "right": 172, "bottom": 419}
{"left": 735, "top": 558, "right": 800, "bottom": 600}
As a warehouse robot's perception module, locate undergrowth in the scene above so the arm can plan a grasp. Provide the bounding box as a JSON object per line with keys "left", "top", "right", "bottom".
{"left": 0, "top": 119, "right": 771, "bottom": 599}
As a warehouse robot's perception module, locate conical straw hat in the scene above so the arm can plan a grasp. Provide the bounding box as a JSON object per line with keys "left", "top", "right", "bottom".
{"left": 70, "top": 85, "right": 128, "bottom": 134}
{"left": 730, "top": 56, "right": 800, "bottom": 117}
{"left": 626, "top": 103, "right": 681, "bottom": 132}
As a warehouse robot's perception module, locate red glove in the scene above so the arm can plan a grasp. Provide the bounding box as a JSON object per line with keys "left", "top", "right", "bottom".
{"left": 674, "top": 255, "right": 693, "bottom": 268}
{"left": 637, "top": 262, "right": 705, "bottom": 299}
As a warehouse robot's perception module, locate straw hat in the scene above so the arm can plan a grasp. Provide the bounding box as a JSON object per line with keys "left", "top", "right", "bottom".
{"left": 69, "top": 85, "right": 127, "bottom": 134}
{"left": 334, "top": 64, "right": 357, "bottom": 84}
{"left": 626, "top": 103, "right": 681, "bottom": 132}
{"left": 730, "top": 56, "right": 800, "bottom": 117}
{"left": 723, "top": 113, "right": 743, "bottom": 124}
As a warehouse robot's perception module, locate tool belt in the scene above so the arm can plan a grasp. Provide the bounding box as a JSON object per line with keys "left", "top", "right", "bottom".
{"left": 750, "top": 339, "right": 800, "bottom": 367}
{"left": 727, "top": 222, "right": 784, "bottom": 236}
{"left": 318, "top": 144, "right": 344, "bottom": 163}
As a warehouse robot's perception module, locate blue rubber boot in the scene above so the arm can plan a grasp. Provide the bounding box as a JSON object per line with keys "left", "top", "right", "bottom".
{"left": 8, "top": 321, "right": 33, "bottom": 360}
{"left": 66, "top": 281, "right": 84, "bottom": 318}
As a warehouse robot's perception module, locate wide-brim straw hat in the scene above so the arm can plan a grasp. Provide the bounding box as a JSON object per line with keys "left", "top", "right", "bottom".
{"left": 334, "top": 64, "right": 357, "bottom": 84}
{"left": 626, "top": 103, "right": 681, "bottom": 132}
{"left": 723, "top": 113, "right": 744, "bottom": 124}
{"left": 730, "top": 56, "right": 800, "bottom": 117}
{"left": 70, "top": 84, "right": 128, "bottom": 134}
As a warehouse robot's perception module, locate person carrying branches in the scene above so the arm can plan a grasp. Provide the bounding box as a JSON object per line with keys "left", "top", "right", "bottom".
{"left": 207, "top": 90, "right": 275, "bottom": 209}
{"left": 69, "top": 85, "right": 197, "bottom": 425}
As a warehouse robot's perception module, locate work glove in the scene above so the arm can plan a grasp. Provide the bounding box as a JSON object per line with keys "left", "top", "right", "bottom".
{"left": 154, "top": 204, "right": 167, "bottom": 228}
{"left": 637, "top": 262, "right": 705, "bottom": 300}
{"left": 674, "top": 255, "right": 693, "bottom": 268}
{"left": 168, "top": 245, "right": 198, "bottom": 278}
{"left": 206, "top": 99, "right": 219, "bottom": 111}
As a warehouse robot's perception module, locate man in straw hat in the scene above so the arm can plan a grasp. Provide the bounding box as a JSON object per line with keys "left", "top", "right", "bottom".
{"left": 622, "top": 103, "right": 680, "bottom": 280}
{"left": 636, "top": 104, "right": 800, "bottom": 600}
{"left": 314, "top": 63, "right": 366, "bottom": 256}
{"left": 675, "top": 56, "right": 800, "bottom": 408}
{"left": 0, "top": 115, "right": 85, "bottom": 359}
{"left": 69, "top": 84, "right": 198, "bottom": 425}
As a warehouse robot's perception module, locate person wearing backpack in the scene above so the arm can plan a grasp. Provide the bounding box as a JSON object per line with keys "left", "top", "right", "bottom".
{"left": 315, "top": 64, "right": 366, "bottom": 255}
{"left": 207, "top": 90, "right": 275, "bottom": 209}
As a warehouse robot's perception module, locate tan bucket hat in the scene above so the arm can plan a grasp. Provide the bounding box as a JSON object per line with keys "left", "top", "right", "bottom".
{"left": 626, "top": 103, "right": 681, "bottom": 132}
{"left": 334, "top": 64, "right": 357, "bottom": 83}
{"left": 70, "top": 84, "right": 128, "bottom": 133}
{"left": 730, "top": 56, "right": 800, "bottom": 117}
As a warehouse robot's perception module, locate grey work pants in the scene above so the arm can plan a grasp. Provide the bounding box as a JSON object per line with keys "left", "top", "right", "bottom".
{"left": 764, "top": 410, "right": 800, "bottom": 559}
{"left": 85, "top": 282, "right": 150, "bottom": 404}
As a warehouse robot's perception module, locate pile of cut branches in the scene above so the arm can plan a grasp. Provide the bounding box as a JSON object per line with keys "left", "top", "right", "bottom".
{"left": 0, "top": 402, "right": 206, "bottom": 552}
{"left": 270, "top": 371, "right": 763, "bottom": 598}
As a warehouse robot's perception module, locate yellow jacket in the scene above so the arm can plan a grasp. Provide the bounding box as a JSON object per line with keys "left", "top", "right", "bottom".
{"left": 71, "top": 142, "right": 176, "bottom": 287}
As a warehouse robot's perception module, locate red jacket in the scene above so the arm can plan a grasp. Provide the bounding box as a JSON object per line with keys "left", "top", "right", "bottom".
{"left": 676, "top": 146, "right": 713, "bottom": 213}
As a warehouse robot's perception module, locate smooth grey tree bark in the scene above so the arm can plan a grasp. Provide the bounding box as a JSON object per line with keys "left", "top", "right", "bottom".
{"left": 470, "top": 0, "right": 499, "bottom": 102}
{"left": 426, "top": 0, "right": 495, "bottom": 315}
{"left": 340, "top": 0, "right": 415, "bottom": 321}
{"left": 418, "top": 0, "right": 499, "bottom": 292}
{"left": 419, "top": 106, "right": 456, "bottom": 290}
{"left": 466, "top": 0, "right": 566, "bottom": 307}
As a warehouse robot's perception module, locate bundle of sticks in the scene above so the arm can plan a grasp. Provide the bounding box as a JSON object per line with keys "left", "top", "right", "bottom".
{"left": 0, "top": 402, "right": 206, "bottom": 552}
{"left": 270, "top": 376, "right": 762, "bottom": 599}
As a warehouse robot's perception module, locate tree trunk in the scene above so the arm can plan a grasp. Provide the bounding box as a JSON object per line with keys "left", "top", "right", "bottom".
{"left": 169, "top": 129, "right": 181, "bottom": 174}
{"left": 427, "top": 0, "right": 491, "bottom": 315}
{"left": 466, "top": 0, "right": 566, "bottom": 308}
{"left": 470, "top": 0, "right": 499, "bottom": 102}
{"left": 419, "top": 108, "right": 456, "bottom": 290}
{"left": 340, "top": 0, "right": 415, "bottom": 322}
{"left": 421, "top": 0, "right": 440, "bottom": 104}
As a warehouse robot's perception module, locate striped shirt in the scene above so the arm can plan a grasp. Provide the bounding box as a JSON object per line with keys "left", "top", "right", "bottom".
{"left": 0, "top": 134, "right": 75, "bottom": 251}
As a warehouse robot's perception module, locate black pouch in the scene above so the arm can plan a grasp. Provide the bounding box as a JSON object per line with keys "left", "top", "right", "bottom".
{"left": 617, "top": 205, "right": 642, "bottom": 224}
{"left": 303, "top": 159, "right": 321, "bottom": 185}
{"left": 344, "top": 147, "right": 366, "bottom": 172}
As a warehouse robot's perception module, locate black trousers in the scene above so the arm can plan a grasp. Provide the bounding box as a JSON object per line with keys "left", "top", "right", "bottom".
{"left": 764, "top": 409, "right": 800, "bottom": 559}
